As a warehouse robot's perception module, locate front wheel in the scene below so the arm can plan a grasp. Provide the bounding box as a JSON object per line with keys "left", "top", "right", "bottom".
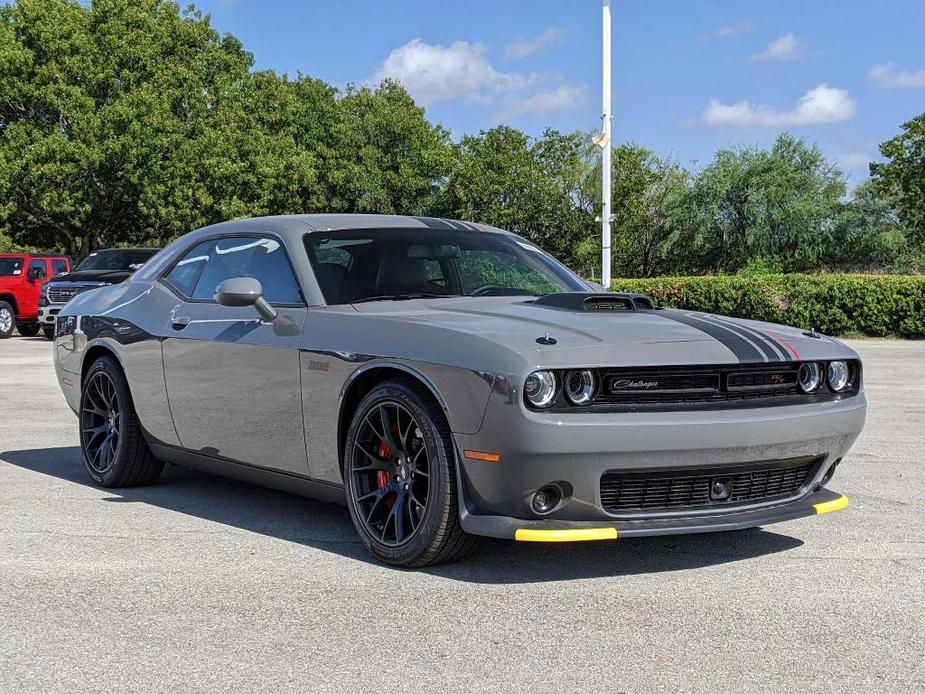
{"left": 0, "top": 301, "right": 14, "bottom": 339}
{"left": 80, "top": 356, "right": 164, "bottom": 487}
{"left": 344, "top": 378, "right": 478, "bottom": 567}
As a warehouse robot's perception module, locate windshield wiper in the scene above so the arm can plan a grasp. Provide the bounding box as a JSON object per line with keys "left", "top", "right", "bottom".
{"left": 352, "top": 293, "right": 452, "bottom": 304}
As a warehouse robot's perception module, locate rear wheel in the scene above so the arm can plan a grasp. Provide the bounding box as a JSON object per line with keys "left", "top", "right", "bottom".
{"left": 344, "top": 378, "right": 478, "bottom": 567}
{"left": 17, "top": 322, "right": 40, "bottom": 337}
{"left": 80, "top": 356, "right": 164, "bottom": 487}
{"left": 0, "top": 302, "right": 14, "bottom": 339}
{"left": 42, "top": 325, "right": 55, "bottom": 340}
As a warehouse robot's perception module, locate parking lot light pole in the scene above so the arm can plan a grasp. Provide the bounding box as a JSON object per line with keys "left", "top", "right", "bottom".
{"left": 601, "top": 0, "right": 613, "bottom": 289}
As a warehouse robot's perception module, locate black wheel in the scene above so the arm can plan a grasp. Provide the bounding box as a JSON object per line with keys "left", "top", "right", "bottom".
{"left": 80, "top": 356, "right": 164, "bottom": 487}
{"left": 344, "top": 378, "right": 478, "bottom": 567}
{"left": 17, "top": 322, "right": 40, "bottom": 337}
{"left": 42, "top": 325, "right": 55, "bottom": 340}
{"left": 0, "top": 301, "right": 14, "bottom": 339}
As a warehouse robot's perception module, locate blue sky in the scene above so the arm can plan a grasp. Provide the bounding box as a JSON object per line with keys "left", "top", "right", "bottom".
{"left": 197, "top": 0, "right": 925, "bottom": 184}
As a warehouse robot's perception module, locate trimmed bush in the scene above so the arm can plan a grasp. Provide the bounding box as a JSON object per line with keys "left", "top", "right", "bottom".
{"left": 609, "top": 274, "right": 925, "bottom": 338}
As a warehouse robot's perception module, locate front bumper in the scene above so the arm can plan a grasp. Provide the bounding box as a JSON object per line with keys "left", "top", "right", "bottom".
{"left": 461, "top": 487, "right": 848, "bottom": 540}
{"left": 37, "top": 305, "right": 62, "bottom": 326}
{"left": 452, "top": 389, "right": 866, "bottom": 536}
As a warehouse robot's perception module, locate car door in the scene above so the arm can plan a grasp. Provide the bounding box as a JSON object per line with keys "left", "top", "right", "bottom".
{"left": 26, "top": 258, "right": 50, "bottom": 315}
{"left": 160, "top": 234, "right": 310, "bottom": 477}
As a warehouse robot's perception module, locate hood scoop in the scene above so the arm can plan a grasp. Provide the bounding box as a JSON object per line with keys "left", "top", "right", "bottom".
{"left": 531, "top": 292, "right": 655, "bottom": 312}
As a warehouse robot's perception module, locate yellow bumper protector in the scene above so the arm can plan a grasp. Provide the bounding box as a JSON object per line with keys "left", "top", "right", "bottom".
{"left": 515, "top": 527, "right": 618, "bottom": 542}
{"left": 813, "top": 495, "right": 849, "bottom": 515}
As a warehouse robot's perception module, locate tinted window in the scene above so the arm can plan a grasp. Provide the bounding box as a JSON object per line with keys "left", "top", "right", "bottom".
{"left": 166, "top": 236, "right": 302, "bottom": 305}
{"left": 74, "top": 249, "right": 157, "bottom": 272}
{"left": 0, "top": 257, "right": 24, "bottom": 276}
{"left": 29, "top": 259, "right": 47, "bottom": 279}
{"left": 51, "top": 259, "right": 69, "bottom": 276}
{"left": 304, "top": 228, "right": 586, "bottom": 305}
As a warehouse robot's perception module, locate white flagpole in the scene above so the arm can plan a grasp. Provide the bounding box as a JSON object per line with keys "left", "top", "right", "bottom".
{"left": 601, "top": 0, "right": 613, "bottom": 289}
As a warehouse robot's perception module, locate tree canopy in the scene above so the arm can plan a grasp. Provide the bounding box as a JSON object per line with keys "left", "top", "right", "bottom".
{"left": 1, "top": 0, "right": 922, "bottom": 276}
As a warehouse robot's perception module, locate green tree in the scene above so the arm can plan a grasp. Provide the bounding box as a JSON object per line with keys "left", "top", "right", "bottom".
{"left": 871, "top": 113, "right": 925, "bottom": 247}
{"left": 437, "top": 126, "right": 595, "bottom": 265}
{"left": 687, "top": 134, "right": 846, "bottom": 273}
{"left": 0, "top": 0, "right": 270, "bottom": 256}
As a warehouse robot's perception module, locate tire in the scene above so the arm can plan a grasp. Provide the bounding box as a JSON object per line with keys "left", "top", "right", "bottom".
{"left": 79, "top": 356, "right": 164, "bottom": 487}
{"left": 43, "top": 326, "right": 55, "bottom": 340}
{"left": 0, "top": 301, "right": 14, "bottom": 339}
{"left": 17, "top": 322, "right": 40, "bottom": 337}
{"left": 344, "top": 378, "right": 478, "bottom": 567}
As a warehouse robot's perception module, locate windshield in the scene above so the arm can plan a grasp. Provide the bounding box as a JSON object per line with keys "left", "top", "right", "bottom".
{"left": 74, "top": 249, "right": 157, "bottom": 272}
{"left": 305, "top": 228, "right": 587, "bottom": 305}
{"left": 0, "top": 257, "right": 25, "bottom": 277}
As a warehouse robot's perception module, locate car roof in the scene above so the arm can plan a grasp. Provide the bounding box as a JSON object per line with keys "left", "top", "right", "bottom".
{"left": 0, "top": 253, "right": 70, "bottom": 258}
{"left": 195, "top": 214, "right": 513, "bottom": 237}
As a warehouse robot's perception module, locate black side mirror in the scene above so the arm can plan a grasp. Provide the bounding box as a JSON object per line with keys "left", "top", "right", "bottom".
{"left": 214, "top": 276, "right": 278, "bottom": 323}
{"left": 28, "top": 267, "right": 46, "bottom": 281}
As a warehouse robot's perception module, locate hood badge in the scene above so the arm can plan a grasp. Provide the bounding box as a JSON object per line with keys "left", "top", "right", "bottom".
{"left": 536, "top": 332, "right": 557, "bottom": 346}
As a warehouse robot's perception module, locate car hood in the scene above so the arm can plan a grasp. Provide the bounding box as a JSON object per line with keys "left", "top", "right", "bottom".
{"left": 0, "top": 275, "right": 24, "bottom": 287}
{"left": 49, "top": 269, "right": 132, "bottom": 284}
{"left": 351, "top": 296, "right": 856, "bottom": 367}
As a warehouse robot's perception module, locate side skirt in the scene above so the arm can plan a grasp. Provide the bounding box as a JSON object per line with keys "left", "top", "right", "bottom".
{"left": 148, "top": 443, "right": 347, "bottom": 506}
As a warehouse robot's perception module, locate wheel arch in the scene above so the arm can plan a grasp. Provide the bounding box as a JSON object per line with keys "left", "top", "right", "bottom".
{"left": 336, "top": 362, "right": 450, "bottom": 478}
{"left": 80, "top": 342, "right": 124, "bottom": 385}
{"left": 0, "top": 292, "right": 18, "bottom": 315}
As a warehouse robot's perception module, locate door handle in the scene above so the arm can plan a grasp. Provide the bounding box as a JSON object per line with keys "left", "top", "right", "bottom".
{"left": 171, "top": 316, "right": 191, "bottom": 331}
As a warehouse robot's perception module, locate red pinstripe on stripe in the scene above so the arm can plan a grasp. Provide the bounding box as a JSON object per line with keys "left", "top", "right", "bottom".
{"left": 755, "top": 328, "right": 801, "bottom": 360}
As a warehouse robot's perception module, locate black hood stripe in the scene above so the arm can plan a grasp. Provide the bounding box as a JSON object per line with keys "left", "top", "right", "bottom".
{"left": 411, "top": 216, "right": 455, "bottom": 230}
{"left": 694, "top": 314, "right": 788, "bottom": 362}
{"left": 657, "top": 311, "right": 767, "bottom": 363}
{"left": 704, "top": 315, "right": 793, "bottom": 362}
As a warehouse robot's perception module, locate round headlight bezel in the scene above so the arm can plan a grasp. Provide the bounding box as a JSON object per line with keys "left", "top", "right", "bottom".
{"left": 798, "top": 362, "right": 823, "bottom": 393}
{"left": 524, "top": 370, "right": 558, "bottom": 408}
{"left": 827, "top": 360, "right": 852, "bottom": 392}
{"left": 564, "top": 369, "right": 596, "bottom": 405}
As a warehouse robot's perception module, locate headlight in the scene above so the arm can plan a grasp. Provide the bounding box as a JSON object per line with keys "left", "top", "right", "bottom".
{"left": 524, "top": 370, "right": 557, "bottom": 408}
{"left": 827, "top": 360, "right": 851, "bottom": 392}
{"left": 56, "top": 315, "right": 77, "bottom": 337}
{"left": 798, "top": 362, "right": 822, "bottom": 392}
{"left": 564, "top": 369, "right": 596, "bottom": 405}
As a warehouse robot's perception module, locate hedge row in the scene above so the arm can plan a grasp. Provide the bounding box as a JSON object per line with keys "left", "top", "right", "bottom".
{"left": 609, "top": 274, "right": 925, "bottom": 338}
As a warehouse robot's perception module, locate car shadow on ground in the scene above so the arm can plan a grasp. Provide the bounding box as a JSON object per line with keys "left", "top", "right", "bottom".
{"left": 1, "top": 446, "right": 804, "bottom": 583}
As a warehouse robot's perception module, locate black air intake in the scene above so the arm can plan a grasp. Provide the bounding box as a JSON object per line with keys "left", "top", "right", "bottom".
{"left": 531, "top": 292, "right": 654, "bottom": 311}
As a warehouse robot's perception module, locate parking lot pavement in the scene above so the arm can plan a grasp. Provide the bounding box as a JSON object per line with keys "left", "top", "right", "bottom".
{"left": 0, "top": 337, "right": 923, "bottom": 693}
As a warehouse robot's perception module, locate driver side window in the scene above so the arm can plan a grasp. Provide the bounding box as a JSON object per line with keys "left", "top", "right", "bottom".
{"left": 165, "top": 236, "right": 303, "bottom": 305}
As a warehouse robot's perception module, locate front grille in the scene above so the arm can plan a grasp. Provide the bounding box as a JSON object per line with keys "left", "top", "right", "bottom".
{"left": 594, "top": 363, "right": 800, "bottom": 406}
{"left": 48, "top": 284, "right": 99, "bottom": 304}
{"left": 599, "top": 456, "right": 821, "bottom": 514}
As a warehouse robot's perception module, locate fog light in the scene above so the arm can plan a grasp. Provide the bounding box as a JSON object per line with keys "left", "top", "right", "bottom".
{"left": 710, "top": 477, "right": 733, "bottom": 501}
{"left": 532, "top": 486, "right": 561, "bottom": 514}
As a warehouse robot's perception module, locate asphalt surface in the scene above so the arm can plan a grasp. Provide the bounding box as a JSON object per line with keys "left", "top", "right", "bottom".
{"left": 1, "top": 337, "right": 922, "bottom": 693}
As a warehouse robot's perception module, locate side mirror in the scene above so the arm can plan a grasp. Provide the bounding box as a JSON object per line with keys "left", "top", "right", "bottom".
{"left": 28, "top": 267, "right": 46, "bottom": 281}
{"left": 214, "top": 276, "right": 278, "bottom": 323}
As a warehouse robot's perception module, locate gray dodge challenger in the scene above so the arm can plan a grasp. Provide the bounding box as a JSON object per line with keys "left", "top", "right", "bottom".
{"left": 52, "top": 214, "right": 866, "bottom": 567}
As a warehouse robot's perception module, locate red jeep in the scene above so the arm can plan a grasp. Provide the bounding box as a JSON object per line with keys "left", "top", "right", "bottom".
{"left": 0, "top": 253, "right": 72, "bottom": 338}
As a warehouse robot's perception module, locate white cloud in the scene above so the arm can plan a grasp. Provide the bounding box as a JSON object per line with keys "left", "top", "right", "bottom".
{"left": 836, "top": 153, "right": 873, "bottom": 171}
{"left": 500, "top": 85, "right": 587, "bottom": 119}
{"left": 701, "top": 84, "right": 857, "bottom": 127}
{"left": 504, "top": 26, "right": 565, "bottom": 60}
{"left": 370, "top": 38, "right": 584, "bottom": 118}
{"left": 707, "top": 19, "right": 755, "bottom": 39}
{"left": 868, "top": 63, "right": 925, "bottom": 89}
{"left": 749, "top": 33, "right": 805, "bottom": 62}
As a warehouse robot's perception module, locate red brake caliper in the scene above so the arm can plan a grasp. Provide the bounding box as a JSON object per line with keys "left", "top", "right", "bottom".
{"left": 376, "top": 439, "right": 391, "bottom": 490}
